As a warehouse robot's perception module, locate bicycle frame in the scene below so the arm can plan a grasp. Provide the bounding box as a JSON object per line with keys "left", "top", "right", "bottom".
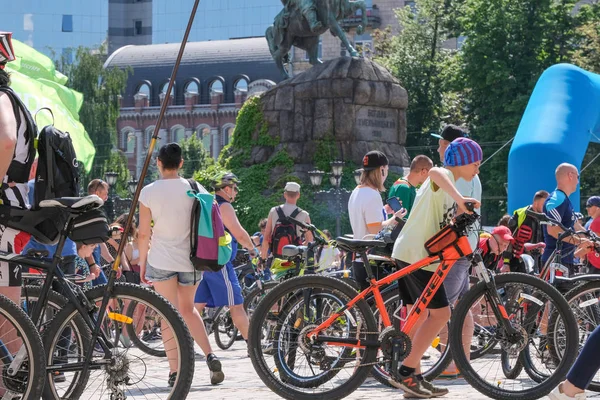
{"left": 0, "top": 213, "right": 119, "bottom": 377}
{"left": 307, "top": 235, "right": 519, "bottom": 348}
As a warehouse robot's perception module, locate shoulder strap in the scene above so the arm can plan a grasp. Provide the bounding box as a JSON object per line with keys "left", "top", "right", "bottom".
{"left": 275, "top": 206, "right": 286, "bottom": 221}
{"left": 187, "top": 178, "right": 200, "bottom": 192}
{"left": 290, "top": 208, "right": 301, "bottom": 218}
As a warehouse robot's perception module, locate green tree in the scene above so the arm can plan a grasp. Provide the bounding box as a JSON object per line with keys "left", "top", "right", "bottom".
{"left": 374, "top": 0, "right": 463, "bottom": 154}
{"left": 56, "top": 46, "right": 130, "bottom": 187}
{"left": 100, "top": 150, "right": 131, "bottom": 198}
{"left": 180, "top": 134, "right": 212, "bottom": 179}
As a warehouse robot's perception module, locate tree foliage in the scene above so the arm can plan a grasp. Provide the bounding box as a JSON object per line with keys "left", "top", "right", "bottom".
{"left": 180, "top": 134, "right": 212, "bottom": 179}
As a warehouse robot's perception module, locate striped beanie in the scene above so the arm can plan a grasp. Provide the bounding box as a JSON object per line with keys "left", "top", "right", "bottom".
{"left": 444, "top": 137, "right": 483, "bottom": 167}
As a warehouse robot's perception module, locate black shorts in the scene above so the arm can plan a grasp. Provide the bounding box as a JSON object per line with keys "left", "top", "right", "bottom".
{"left": 396, "top": 261, "right": 449, "bottom": 310}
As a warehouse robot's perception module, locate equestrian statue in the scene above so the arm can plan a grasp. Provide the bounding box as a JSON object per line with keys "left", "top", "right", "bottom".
{"left": 266, "top": 0, "right": 368, "bottom": 78}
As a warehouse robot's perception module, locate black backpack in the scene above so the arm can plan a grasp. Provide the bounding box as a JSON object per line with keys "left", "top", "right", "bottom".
{"left": 34, "top": 122, "right": 80, "bottom": 209}
{"left": 270, "top": 206, "right": 302, "bottom": 258}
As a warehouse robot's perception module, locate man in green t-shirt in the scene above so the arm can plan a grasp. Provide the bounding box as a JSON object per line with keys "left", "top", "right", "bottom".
{"left": 388, "top": 155, "right": 433, "bottom": 218}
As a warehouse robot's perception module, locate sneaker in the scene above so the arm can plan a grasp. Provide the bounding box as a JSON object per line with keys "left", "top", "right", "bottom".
{"left": 389, "top": 372, "right": 433, "bottom": 399}
{"left": 168, "top": 372, "right": 177, "bottom": 387}
{"left": 93, "top": 343, "right": 105, "bottom": 357}
{"left": 207, "top": 354, "right": 225, "bottom": 385}
{"left": 53, "top": 371, "right": 66, "bottom": 383}
{"left": 420, "top": 380, "right": 449, "bottom": 397}
{"left": 263, "top": 342, "right": 275, "bottom": 355}
{"left": 548, "top": 383, "right": 586, "bottom": 400}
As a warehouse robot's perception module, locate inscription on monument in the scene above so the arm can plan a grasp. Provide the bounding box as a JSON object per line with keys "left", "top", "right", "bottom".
{"left": 355, "top": 106, "right": 398, "bottom": 142}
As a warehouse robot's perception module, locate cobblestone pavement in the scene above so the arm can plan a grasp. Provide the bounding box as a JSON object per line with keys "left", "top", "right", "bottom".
{"left": 182, "top": 338, "right": 600, "bottom": 400}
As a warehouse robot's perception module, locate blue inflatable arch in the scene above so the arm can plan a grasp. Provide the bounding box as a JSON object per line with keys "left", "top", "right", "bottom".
{"left": 508, "top": 63, "right": 600, "bottom": 212}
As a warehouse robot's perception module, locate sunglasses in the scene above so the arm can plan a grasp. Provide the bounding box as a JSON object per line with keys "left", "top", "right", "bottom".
{"left": 230, "top": 185, "right": 239, "bottom": 193}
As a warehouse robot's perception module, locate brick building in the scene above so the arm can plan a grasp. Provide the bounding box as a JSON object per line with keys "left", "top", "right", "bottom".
{"left": 105, "top": 37, "right": 282, "bottom": 176}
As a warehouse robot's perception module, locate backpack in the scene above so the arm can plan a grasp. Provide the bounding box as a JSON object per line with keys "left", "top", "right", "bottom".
{"left": 34, "top": 121, "right": 80, "bottom": 209}
{"left": 187, "top": 179, "right": 232, "bottom": 272}
{"left": 270, "top": 206, "right": 302, "bottom": 258}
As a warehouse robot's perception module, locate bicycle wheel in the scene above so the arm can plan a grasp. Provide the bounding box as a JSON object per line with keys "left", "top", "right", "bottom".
{"left": 450, "top": 273, "right": 578, "bottom": 400}
{"left": 248, "top": 275, "right": 378, "bottom": 400}
{"left": 21, "top": 285, "right": 67, "bottom": 329}
{"left": 244, "top": 281, "right": 279, "bottom": 317}
{"left": 547, "top": 280, "right": 600, "bottom": 392}
{"left": 125, "top": 299, "right": 166, "bottom": 357}
{"left": 0, "top": 293, "right": 46, "bottom": 399}
{"left": 214, "top": 307, "right": 238, "bottom": 350}
{"left": 42, "top": 282, "right": 195, "bottom": 400}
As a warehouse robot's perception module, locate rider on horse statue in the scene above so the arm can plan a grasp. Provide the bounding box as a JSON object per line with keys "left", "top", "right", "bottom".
{"left": 281, "top": 0, "right": 323, "bottom": 32}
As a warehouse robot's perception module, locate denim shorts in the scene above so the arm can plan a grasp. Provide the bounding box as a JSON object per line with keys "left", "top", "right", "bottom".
{"left": 145, "top": 263, "right": 200, "bottom": 286}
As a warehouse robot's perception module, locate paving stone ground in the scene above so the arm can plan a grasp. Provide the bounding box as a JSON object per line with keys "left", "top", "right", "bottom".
{"left": 182, "top": 337, "right": 600, "bottom": 400}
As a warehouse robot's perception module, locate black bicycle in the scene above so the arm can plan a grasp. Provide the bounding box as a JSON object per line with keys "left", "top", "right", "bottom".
{"left": 0, "top": 195, "right": 195, "bottom": 399}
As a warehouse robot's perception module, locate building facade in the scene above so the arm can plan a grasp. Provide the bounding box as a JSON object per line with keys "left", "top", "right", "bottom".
{"left": 105, "top": 37, "right": 282, "bottom": 176}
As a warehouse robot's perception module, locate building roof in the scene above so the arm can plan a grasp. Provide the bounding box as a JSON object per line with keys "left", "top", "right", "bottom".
{"left": 104, "top": 37, "right": 273, "bottom": 68}
{"left": 105, "top": 37, "right": 282, "bottom": 106}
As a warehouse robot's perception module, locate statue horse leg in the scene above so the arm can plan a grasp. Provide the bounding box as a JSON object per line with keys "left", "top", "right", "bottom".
{"left": 327, "top": 14, "right": 359, "bottom": 57}
{"left": 267, "top": 25, "right": 292, "bottom": 79}
{"left": 304, "top": 37, "right": 322, "bottom": 66}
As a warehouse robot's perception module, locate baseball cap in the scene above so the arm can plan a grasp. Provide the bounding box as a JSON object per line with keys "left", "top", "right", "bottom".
{"left": 444, "top": 137, "right": 483, "bottom": 167}
{"left": 284, "top": 182, "right": 301, "bottom": 192}
{"left": 492, "top": 226, "right": 514, "bottom": 242}
{"left": 362, "top": 150, "right": 389, "bottom": 171}
{"left": 0, "top": 32, "right": 15, "bottom": 69}
{"left": 431, "top": 124, "right": 469, "bottom": 142}
{"left": 586, "top": 196, "right": 600, "bottom": 208}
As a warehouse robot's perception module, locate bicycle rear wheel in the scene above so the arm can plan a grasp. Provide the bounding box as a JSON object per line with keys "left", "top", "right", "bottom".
{"left": 450, "top": 273, "right": 578, "bottom": 400}
{"left": 248, "top": 275, "right": 378, "bottom": 400}
{"left": 214, "top": 307, "right": 238, "bottom": 350}
{"left": 125, "top": 299, "right": 166, "bottom": 357}
{"left": 0, "top": 293, "right": 46, "bottom": 399}
{"left": 42, "top": 282, "right": 195, "bottom": 400}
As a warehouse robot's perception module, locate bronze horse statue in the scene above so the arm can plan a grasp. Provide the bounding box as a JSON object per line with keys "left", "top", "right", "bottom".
{"left": 266, "top": 0, "right": 368, "bottom": 78}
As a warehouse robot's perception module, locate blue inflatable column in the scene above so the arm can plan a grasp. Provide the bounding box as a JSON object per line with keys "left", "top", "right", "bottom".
{"left": 508, "top": 63, "right": 600, "bottom": 212}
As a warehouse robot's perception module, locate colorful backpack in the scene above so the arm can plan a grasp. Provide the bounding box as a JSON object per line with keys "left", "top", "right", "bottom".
{"left": 270, "top": 206, "right": 302, "bottom": 258}
{"left": 187, "top": 179, "right": 232, "bottom": 272}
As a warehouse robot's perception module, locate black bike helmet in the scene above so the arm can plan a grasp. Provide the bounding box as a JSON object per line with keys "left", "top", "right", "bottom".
{"left": 213, "top": 172, "right": 241, "bottom": 189}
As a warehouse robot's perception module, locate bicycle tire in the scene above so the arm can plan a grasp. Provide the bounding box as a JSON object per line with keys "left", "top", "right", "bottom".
{"left": 42, "top": 282, "right": 195, "bottom": 400}
{"left": 214, "top": 307, "right": 238, "bottom": 350}
{"left": 244, "top": 281, "right": 279, "bottom": 315}
{"left": 0, "top": 293, "right": 46, "bottom": 399}
{"left": 501, "top": 349, "right": 524, "bottom": 379}
{"left": 124, "top": 299, "right": 166, "bottom": 358}
{"left": 450, "top": 273, "right": 578, "bottom": 400}
{"left": 547, "top": 280, "right": 600, "bottom": 392}
{"left": 248, "top": 275, "right": 378, "bottom": 400}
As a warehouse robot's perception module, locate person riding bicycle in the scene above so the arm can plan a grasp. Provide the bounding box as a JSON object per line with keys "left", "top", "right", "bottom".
{"left": 542, "top": 163, "right": 592, "bottom": 276}
{"left": 387, "top": 155, "right": 433, "bottom": 219}
{"left": 195, "top": 172, "right": 255, "bottom": 349}
{"left": 503, "top": 190, "right": 549, "bottom": 273}
{"left": 390, "top": 137, "right": 482, "bottom": 398}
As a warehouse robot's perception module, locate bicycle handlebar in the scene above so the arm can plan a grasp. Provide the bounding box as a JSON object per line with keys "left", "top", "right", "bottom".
{"left": 525, "top": 209, "right": 571, "bottom": 232}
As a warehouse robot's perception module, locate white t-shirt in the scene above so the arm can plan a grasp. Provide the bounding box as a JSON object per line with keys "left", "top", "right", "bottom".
{"left": 348, "top": 186, "right": 384, "bottom": 240}
{"left": 139, "top": 177, "right": 209, "bottom": 272}
{"left": 318, "top": 246, "right": 340, "bottom": 270}
{"left": 392, "top": 169, "right": 457, "bottom": 271}
{"left": 455, "top": 175, "right": 482, "bottom": 251}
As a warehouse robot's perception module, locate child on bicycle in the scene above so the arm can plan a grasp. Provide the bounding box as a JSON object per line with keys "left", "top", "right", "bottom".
{"left": 390, "top": 137, "right": 482, "bottom": 398}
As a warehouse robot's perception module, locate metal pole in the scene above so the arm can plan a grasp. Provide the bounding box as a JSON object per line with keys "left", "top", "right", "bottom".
{"left": 109, "top": 0, "right": 201, "bottom": 279}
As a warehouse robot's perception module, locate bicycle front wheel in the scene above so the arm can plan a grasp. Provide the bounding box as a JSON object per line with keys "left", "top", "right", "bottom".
{"left": 450, "top": 273, "right": 578, "bottom": 400}
{"left": 248, "top": 275, "right": 378, "bottom": 400}
{"left": 42, "top": 282, "right": 195, "bottom": 400}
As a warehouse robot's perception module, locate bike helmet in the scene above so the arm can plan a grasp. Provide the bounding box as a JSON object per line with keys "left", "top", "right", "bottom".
{"left": 0, "top": 32, "right": 15, "bottom": 68}
{"left": 213, "top": 172, "right": 241, "bottom": 189}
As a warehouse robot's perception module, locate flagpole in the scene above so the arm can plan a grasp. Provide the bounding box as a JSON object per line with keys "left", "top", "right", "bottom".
{"left": 110, "top": 0, "right": 201, "bottom": 280}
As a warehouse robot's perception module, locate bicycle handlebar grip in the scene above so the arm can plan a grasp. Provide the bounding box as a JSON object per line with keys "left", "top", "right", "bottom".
{"left": 464, "top": 202, "right": 475, "bottom": 212}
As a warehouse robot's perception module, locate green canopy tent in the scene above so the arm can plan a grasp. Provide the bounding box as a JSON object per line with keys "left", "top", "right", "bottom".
{"left": 5, "top": 39, "right": 95, "bottom": 172}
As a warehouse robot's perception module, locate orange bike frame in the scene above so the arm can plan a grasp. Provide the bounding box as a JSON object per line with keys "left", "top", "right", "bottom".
{"left": 308, "top": 236, "right": 473, "bottom": 345}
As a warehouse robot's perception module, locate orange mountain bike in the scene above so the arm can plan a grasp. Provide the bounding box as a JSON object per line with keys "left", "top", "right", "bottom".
{"left": 247, "top": 210, "right": 579, "bottom": 400}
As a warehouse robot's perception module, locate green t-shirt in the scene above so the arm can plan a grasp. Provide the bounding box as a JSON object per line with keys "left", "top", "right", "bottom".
{"left": 388, "top": 178, "right": 417, "bottom": 218}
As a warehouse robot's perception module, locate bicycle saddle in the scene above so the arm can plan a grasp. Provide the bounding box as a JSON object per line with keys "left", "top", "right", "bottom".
{"left": 282, "top": 245, "right": 306, "bottom": 258}
{"left": 336, "top": 237, "right": 386, "bottom": 252}
{"left": 39, "top": 195, "right": 104, "bottom": 211}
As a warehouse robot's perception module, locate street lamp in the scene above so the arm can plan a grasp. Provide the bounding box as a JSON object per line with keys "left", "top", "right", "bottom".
{"left": 128, "top": 179, "right": 138, "bottom": 196}
{"left": 330, "top": 160, "right": 345, "bottom": 177}
{"left": 308, "top": 170, "right": 325, "bottom": 187}
{"left": 310, "top": 161, "right": 350, "bottom": 238}
{"left": 104, "top": 171, "right": 118, "bottom": 187}
{"left": 104, "top": 171, "right": 118, "bottom": 221}
{"left": 354, "top": 169, "right": 363, "bottom": 185}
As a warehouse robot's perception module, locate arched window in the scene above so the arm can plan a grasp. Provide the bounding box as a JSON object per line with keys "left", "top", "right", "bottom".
{"left": 160, "top": 81, "right": 171, "bottom": 95}
{"left": 209, "top": 80, "right": 223, "bottom": 95}
{"left": 136, "top": 83, "right": 151, "bottom": 102}
{"left": 184, "top": 80, "right": 199, "bottom": 95}
{"left": 121, "top": 127, "right": 135, "bottom": 151}
{"left": 197, "top": 125, "right": 212, "bottom": 154}
{"left": 145, "top": 126, "right": 155, "bottom": 148}
{"left": 234, "top": 78, "right": 248, "bottom": 93}
{"left": 172, "top": 126, "right": 185, "bottom": 143}
{"left": 126, "top": 132, "right": 136, "bottom": 153}
{"left": 221, "top": 125, "right": 235, "bottom": 147}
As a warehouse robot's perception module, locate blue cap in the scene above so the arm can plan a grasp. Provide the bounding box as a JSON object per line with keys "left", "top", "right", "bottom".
{"left": 586, "top": 196, "right": 600, "bottom": 208}
{"left": 444, "top": 137, "right": 483, "bottom": 167}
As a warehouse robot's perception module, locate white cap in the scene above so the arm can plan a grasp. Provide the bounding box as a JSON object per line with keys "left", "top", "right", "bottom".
{"left": 284, "top": 182, "right": 301, "bottom": 192}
